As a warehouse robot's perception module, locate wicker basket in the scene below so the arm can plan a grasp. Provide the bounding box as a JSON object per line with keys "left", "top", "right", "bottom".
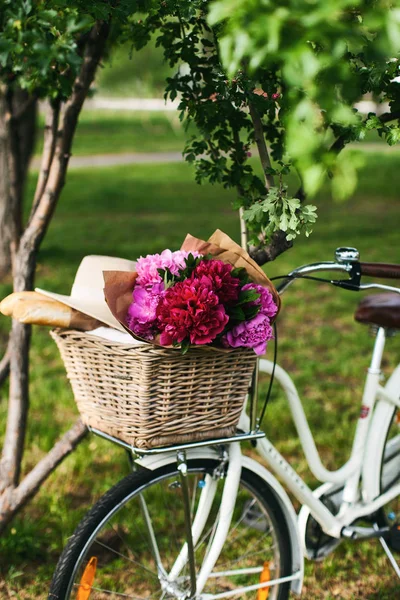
{"left": 51, "top": 329, "right": 257, "bottom": 449}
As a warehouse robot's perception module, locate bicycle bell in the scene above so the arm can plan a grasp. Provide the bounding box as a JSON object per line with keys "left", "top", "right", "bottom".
{"left": 335, "top": 247, "right": 360, "bottom": 264}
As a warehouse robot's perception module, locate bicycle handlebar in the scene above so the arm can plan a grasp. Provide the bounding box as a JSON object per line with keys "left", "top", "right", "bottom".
{"left": 276, "top": 257, "right": 400, "bottom": 295}
{"left": 359, "top": 262, "right": 400, "bottom": 280}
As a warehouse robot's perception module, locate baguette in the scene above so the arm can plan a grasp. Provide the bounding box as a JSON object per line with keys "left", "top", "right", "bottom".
{"left": 0, "top": 292, "right": 102, "bottom": 330}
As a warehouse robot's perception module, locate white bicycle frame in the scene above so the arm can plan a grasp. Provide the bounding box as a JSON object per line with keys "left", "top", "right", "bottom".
{"left": 134, "top": 324, "right": 400, "bottom": 600}
{"left": 254, "top": 327, "right": 400, "bottom": 533}
{"left": 137, "top": 326, "right": 400, "bottom": 598}
{"left": 133, "top": 255, "right": 400, "bottom": 598}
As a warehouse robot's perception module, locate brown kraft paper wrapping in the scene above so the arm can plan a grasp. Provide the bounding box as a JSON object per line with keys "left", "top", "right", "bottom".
{"left": 181, "top": 229, "right": 281, "bottom": 316}
{"left": 103, "top": 270, "right": 142, "bottom": 339}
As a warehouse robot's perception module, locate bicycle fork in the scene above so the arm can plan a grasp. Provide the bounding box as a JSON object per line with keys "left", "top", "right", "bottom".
{"left": 169, "top": 443, "right": 243, "bottom": 599}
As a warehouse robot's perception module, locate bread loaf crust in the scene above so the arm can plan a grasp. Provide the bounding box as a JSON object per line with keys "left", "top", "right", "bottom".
{"left": 0, "top": 292, "right": 102, "bottom": 330}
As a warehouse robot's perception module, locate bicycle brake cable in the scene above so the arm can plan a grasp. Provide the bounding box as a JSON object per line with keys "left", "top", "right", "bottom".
{"left": 270, "top": 274, "right": 334, "bottom": 284}
{"left": 255, "top": 273, "right": 359, "bottom": 434}
{"left": 257, "top": 321, "right": 278, "bottom": 433}
{"left": 271, "top": 274, "right": 361, "bottom": 290}
{"left": 256, "top": 273, "right": 354, "bottom": 434}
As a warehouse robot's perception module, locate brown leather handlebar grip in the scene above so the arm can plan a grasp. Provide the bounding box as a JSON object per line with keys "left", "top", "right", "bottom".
{"left": 359, "top": 262, "right": 400, "bottom": 280}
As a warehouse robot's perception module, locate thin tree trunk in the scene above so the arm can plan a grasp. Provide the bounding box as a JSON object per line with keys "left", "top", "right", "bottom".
{"left": 0, "top": 20, "right": 110, "bottom": 531}
{"left": 248, "top": 101, "right": 275, "bottom": 190}
{"left": 0, "top": 93, "right": 13, "bottom": 281}
{"left": 247, "top": 101, "right": 293, "bottom": 264}
{"left": 0, "top": 89, "right": 37, "bottom": 281}
{"left": 0, "top": 88, "right": 37, "bottom": 385}
{"left": 0, "top": 321, "right": 31, "bottom": 491}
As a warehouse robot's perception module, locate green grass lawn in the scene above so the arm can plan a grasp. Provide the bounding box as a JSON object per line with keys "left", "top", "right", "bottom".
{"left": 0, "top": 151, "right": 400, "bottom": 598}
{"left": 96, "top": 39, "right": 173, "bottom": 99}
{"left": 35, "top": 110, "right": 191, "bottom": 156}
{"left": 33, "top": 109, "right": 393, "bottom": 158}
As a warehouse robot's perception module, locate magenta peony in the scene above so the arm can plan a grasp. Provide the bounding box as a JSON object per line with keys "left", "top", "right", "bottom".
{"left": 222, "top": 313, "right": 274, "bottom": 355}
{"left": 241, "top": 283, "right": 277, "bottom": 319}
{"left": 156, "top": 278, "right": 229, "bottom": 346}
{"left": 136, "top": 249, "right": 201, "bottom": 286}
{"left": 191, "top": 259, "right": 240, "bottom": 304}
{"left": 126, "top": 282, "right": 164, "bottom": 340}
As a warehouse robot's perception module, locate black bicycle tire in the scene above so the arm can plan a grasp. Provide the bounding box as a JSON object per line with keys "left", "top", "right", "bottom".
{"left": 48, "top": 458, "right": 293, "bottom": 600}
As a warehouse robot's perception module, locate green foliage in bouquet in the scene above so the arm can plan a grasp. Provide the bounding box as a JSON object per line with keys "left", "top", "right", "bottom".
{"left": 158, "top": 253, "right": 206, "bottom": 288}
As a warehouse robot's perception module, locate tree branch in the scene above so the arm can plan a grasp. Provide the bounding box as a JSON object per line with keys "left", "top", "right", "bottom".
{"left": 249, "top": 230, "right": 293, "bottom": 265}
{"left": 245, "top": 102, "right": 293, "bottom": 263}
{"left": 379, "top": 110, "right": 400, "bottom": 124}
{"left": 330, "top": 109, "right": 400, "bottom": 154}
{"left": 249, "top": 106, "right": 400, "bottom": 265}
{"left": 248, "top": 101, "right": 275, "bottom": 190}
{"left": 0, "top": 343, "right": 10, "bottom": 388}
{"left": 15, "top": 20, "right": 110, "bottom": 291}
{"left": 251, "top": 107, "right": 400, "bottom": 265}
{"left": 239, "top": 206, "right": 248, "bottom": 250}
{"left": 254, "top": 107, "right": 400, "bottom": 265}
{"left": 0, "top": 419, "right": 87, "bottom": 533}
{"left": 29, "top": 100, "right": 60, "bottom": 220}
{"left": 4, "top": 88, "right": 23, "bottom": 269}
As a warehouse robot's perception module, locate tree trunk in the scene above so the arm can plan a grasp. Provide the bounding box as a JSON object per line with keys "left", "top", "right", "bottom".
{"left": 0, "top": 20, "right": 110, "bottom": 534}
{"left": 0, "top": 89, "right": 37, "bottom": 282}
{"left": 0, "top": 89, "right": 36, "bottom": 389}
{"left": 0, "top": 93, "right": 13, "bottom": 281}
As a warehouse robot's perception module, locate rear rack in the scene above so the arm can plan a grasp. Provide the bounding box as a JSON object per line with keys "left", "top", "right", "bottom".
{"left": 89, "top": 426, "right": 265, "bottom": 457}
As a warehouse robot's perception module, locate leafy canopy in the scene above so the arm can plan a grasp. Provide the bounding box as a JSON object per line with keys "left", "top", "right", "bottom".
{"left": 1, "top": 0, "right": 399, "bottom": 249}
{"left": 124, "top": 0, "right": 400, "bottom": 247}
{"left": 0, "top": 0, "right": 130, "bottom": 99}
{"left": 209, "top": 0, "right": 400, "bottom": 199}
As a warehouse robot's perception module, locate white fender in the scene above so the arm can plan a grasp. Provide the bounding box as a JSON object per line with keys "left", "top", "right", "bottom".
{"left": 136, "top": 448, "right": 304, "bottom": 596}
{"left": 362, "top": 363, "right": 400, "bottom": 503}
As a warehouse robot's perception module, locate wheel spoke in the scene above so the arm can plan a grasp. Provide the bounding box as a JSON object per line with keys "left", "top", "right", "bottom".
{"left": 73, "top": 583, "right": 153, "bottom": 599}
{"left": 50, "top": 463, "right": 290, "bottom": 600}
{"left": 92, "top": 539, "right": 159, "bottom": 579}
{"left": 227, "top": 499, "right": 257, "bottom": 538}
{"left": 138, "top": 493, "right": 167, "bottom": 577}
{"left": 215, "top": 536, "right": 278, "bottom": 571}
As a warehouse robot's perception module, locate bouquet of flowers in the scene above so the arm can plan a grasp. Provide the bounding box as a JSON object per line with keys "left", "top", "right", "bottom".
{"left": 104, "top": 230, "right": 280, "bottom": 356}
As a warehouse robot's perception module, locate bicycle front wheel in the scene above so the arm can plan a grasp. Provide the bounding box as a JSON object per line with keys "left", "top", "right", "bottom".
{"left": 49, "top": 459, "right": 292, "bottom": 600}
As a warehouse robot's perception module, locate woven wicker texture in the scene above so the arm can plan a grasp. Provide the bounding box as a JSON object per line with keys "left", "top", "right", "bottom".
{"left": 51, "top": 329, "right": 257, "bottom": 449}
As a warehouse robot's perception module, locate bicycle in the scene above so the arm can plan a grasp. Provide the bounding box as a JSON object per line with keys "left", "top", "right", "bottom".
{"left": 48, "top": 247, "right": 400, "bottom": 600}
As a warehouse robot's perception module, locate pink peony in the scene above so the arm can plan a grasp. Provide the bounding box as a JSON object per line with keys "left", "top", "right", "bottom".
{"left": 191, "top": 259, "right": 240, "bottom": 304}
{"left": 223, "top": 313, "right": 274, "bottom": 355}
{"left": 156, "top": 278, "right": 229, "bottom": 346}
{"left": 242, "top": 283, "right": 277, "bottom": 319}
{"left": 136, "top": 249, "right": 202, "bottom": 286}
{"left": 126, "top": 282, "right": 164, "bottom": 340}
